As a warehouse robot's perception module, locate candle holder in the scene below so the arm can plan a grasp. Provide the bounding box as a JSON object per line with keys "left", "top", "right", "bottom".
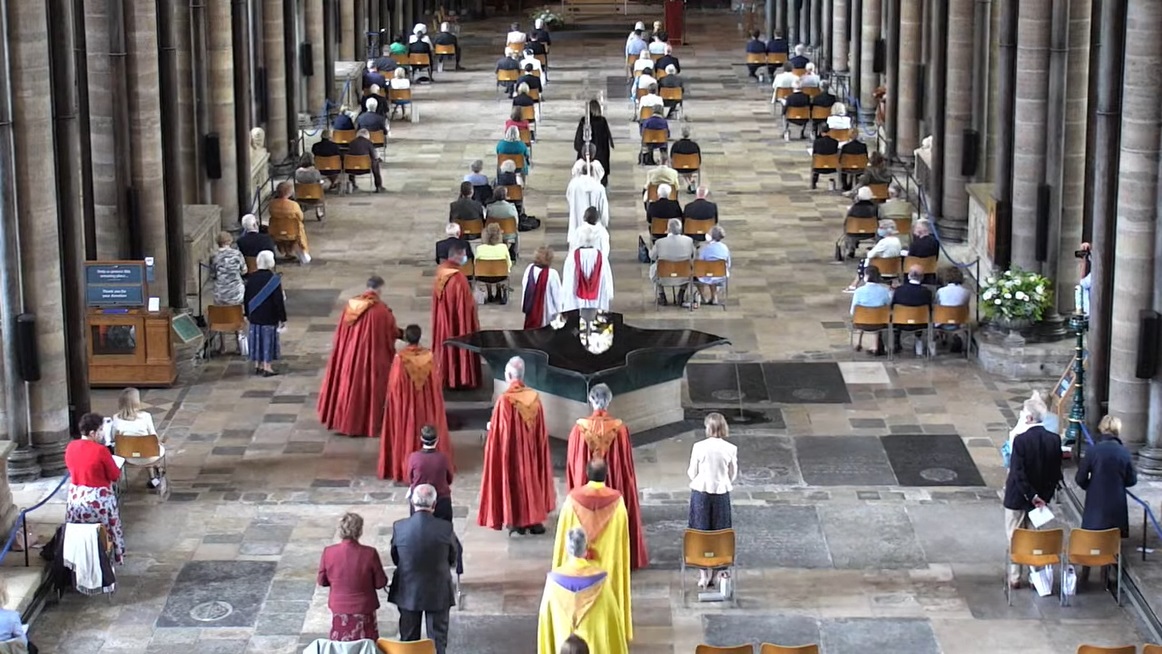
{"left": 1065, "top": 311, "right": 1089, "bottom": 457}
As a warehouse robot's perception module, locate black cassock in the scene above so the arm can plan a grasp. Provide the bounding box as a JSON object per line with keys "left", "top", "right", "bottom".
{"left": 573, "top": 114, "right": 613, "bottom": 187}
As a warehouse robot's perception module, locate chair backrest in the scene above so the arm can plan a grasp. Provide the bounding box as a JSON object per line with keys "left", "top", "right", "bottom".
{"left": 207, "top": 304, "right": 245, "bottom": 331}
{"left": 377, "top": 638, "right": 437, "bottom": 654}
{"left": 636, "top": 86, "right": 650, "bottom": 99}
{"left": 639, "top": 105, "right": 654, "bottom": 120}
{"left": 519, "top": 105, "right": 536, "bottom": 122}
{"left": 343, "top": 154, "right": 372, "bottom": 173}
{"left": 660, "top": 87, "right": 682, "bottom": 101}
{"left": 369, "top": 130, "right": 386, "bottom": 146}
{"left": 114, "top": 434, "right": 162, "bottom": 459}
{"left": 458, "top": 259, "right": 475, "bottom": 278}
{"left": 474, "top": 258, "right": 510, "bottom": 279}
{"left": 768, "top": 52, "right": 787, "bottom": 65}
{"left": 408, "top": 52, "right": 431, "bottom": 66}
{"left": 1067, "top": 528, "right": 1122, "bottom": 567}
{"left": 650, "top": 217, "right": 670, "bottom": 236}
{"left": 454, "top": 217, "right": 483, "bottom": 238}
{"left": 684, "top": 218, "right": 716, "bottom": 237}
{"left": 1142, "top": 645, "right": 1162, "bottom": 654}
{"left": 647, "top": 183, "right": 678, "bottom": 202}
{"left": 506, "top": 41, "right": 525, "bottom": 52}
{"left": 829, "top": 127, "right": 853, "bottom": 142}
{"left": 486, "top": 214, "right": 518, "bottom": 235}
{"left": 528, "top": 88, "right": 541, "bottom": 101}
{"left": 803, "top": 86, "right": 821, "bottom": 98}
{"left": 518, "top": 127, "right": 532, "bottom": 146}
{"left": 295, "top": 182, "right": 324, "bottom": 201}
{"left": 839, "top": 152, "right": 869, "bottom": 171}
{"left": 792, "top": 67, "right": 807, "bottom": 76}
{"left": 891, "top": 215, "right": 913, "bottom": 237}
{"left": 695, "top": 646, "right": 753, "bottom": 654}
{"left": 656, "top": 258, "right": 694, "bottom": 280}
{"left": 786, "top": 106, "right": 810, "bottom": 121}
{"left": 852, "top": 304, "right": 890, "bottom": 326}
{"left": 760, "top": 645, "right": 820, "bottom": 654}
{"left": 746, "top": 52, "right": 766, "bottom": 64}
{"left": 315, "top": 154, "right": 342, "bottom": 174}
{"left": 502, "top": 183, "right": 523, "bottom": 201}
{"left": 1076, "top": 647, "right": 1136, "bottom": 654}
{"left": 497, "top": 153, "right": 525, "bottom": 171}
{"left": 642, "top": 128, "right": 668, "bottom": 144}
{"left": 891, "top": 304, "right": 931, "bottom": 327}
{"left": 529, "top": 68, "right": 542, "bottom": 78}
{"left": 868, "top": 256, "right": 902, "bottom": 277}
{"left": 775, "top": 86, "right": 792, "bottom": 101}
{"left": 812, "top": 153, "right": 839, "bottom": 170}
{"left": 388, "top": 88, "right": 412, "bottom": 103}
{"left": 534, "top": 54, "right": 547, "bottom": 66}
{"left": 683, "top": 528, "right": 736, "bottom": 568}
{"left": 843, "top": 215, "right": 878, "bottom": 235}
{"left": 391, "top": 53, "right": 409, "bottom": 66}
{"left": 932, "top": 303, "right": 970, "bottom": 326}
{"left": 244, "top": 256, "right": 258, "bottom": 274}
{"left": 497, "top": 69, "right": 519, "bottom": 82}
{"left": 868, "top": 182, "right": 891, "bottom": 200}
{"left": 693, "top": 258, "right": 728, "bottom": 278}
{"left": 434, "top": 44, "right": 455, "bottom": 55}
{"left": 810, "top": 105, "right": 830, "bottom": 120}
{"left": 331, "top": 128, "right": 357, "bottom": 145}
{"left": 671, "top": 152, "right": 700, "bottom": 171}
{"left": 656, "top": 68, "right": 669, "bottom": 80}
{"left": 903, "top": 255, "right": 939, "bottom": 275}
{"left": 1009, "top": 527, "right": 1064, "bottom": 567}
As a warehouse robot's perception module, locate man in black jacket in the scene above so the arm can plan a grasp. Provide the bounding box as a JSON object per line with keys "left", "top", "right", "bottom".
{"left": 810, "top": 126, "right": 840, "bottom": 189}
{"left": 891, "top": 266, "right": 932, "bottom": 353}
{"left": 782, "top": 81, "right": 811, "bottom": 139}
{"left": 449, "top": 181, "right": 485, "bottom": 228}
{"left": 436, "top": 223, "right": 474, "bottom": 264}
{"left": 1004, "top": 401, "right": 1063, "bottom": 588}
{"left": 389, "top": 484, "right": 462, "bottom": 654}
{"left": 433, "top": 23, "right": 464, "bottom": 70}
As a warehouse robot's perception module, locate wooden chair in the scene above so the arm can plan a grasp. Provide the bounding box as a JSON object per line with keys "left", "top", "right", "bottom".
{"left": 656, "top": 67, "right": 669, "bottom": 80}
{"left": 518, "top": 127, "right": 532, "bottom": 146}
{"left": 684, "top": 218, "right": 716, "bottom": 239}
{"left": 660, "top": 87, "right": 683, "bottom": 104}
{"left": 635, "top": 86, "right": 650, "bottom": 100}
{"left": 693, "top": 258, "right": 729, "bottom": 310}
{"left": 529, "top": 68, "right": 542, "bottom": 79}
{"left": 672, "top": 152, "right": 700, "bottom": 174}
{"left": 868, "top": 182, "right": 891, "bottom": 201}
{"left": 792, "top": 67, "right": 807, "bottom": 76}
{"left": 1066, "top": 528, "right": 1123, "bottom": 606}
{"left": 387, "top": 88, "right": 413, "bottom": 121}
{"left": 932, "top": 304, "right": 972, "bottom": 359}
{"left": 774, "top": 86, "right": 793, "bottom": 102}
{"left": 502, "top": 184, "right": 523, "bottom": 202}
{"left": 646, "top": 183, "right": 678, "bottom": 202}
{"left": 1142, "top": 645, "right": 1162, "bottom": 654}
{"left": 458, "top": 258, "right": 475, "bottom": 279}
{"left": 506, "top": 41, "right": 526, "bottom": 53}
{"left": 485, "top": 215, "right": 517, "bottom": 238}
{"left": 472, "top": 257, "right": 511, "bottom": 300}
{"left": 868, "top": 255, "right": 902, "bottom": 281}
{"left": 642, "top": 128, "right": 668, "bottom": 147}
{"left": 534, "top": 53, "right": 547, "bottom": 67}
{"left": 649, "top": 217, "right": 670, "bottom": 239}
{"left": 784, "top": 106, "right": 811, "bottom": 137}
{"left": 638, "top": 105, "right": 654, "bottom": 121}
{"left": 803, "top": 86, "right": 821, "bottom": 98}
{"left": 497, "top": 69, "right": 519, "bottom": 85}
{"left": 315, "top": 154, "right": 342, "bottom": 179}
{"left": 890, "top": 215, "right": 913, "bottom": 239}
{"left": 810, "top": 105, "right": 831, "bottom": 121}
{"left": 850, "top": 304, "right": 890, "bottom": 352}
{"left": 903, "top": 255, "right": 939, "bottom": 277}
{"left": 889, "top": 304, "right": 932, "bottom": 361}
{"left": 746, "top": 53, "right": 766, "bottom": 65}
{"left": 114, "top": 433, "right": 167, "bottom": 487}
{"left": 843, "top": 215, "right": 879, "bottom": 241}
{"left": 331, "top": 128, "right": 357, "bottom": 147}
{"left": 408, "top": 52, "right": 431, "bottom": 72}
{"left": 654, "top": 259, "right": 694, "bottom": 311}
{"left": 391, "top": 53, "right": 409, "bottom": 66}
{"left": 294, "top": 182, "right": 326, "bottom": 221}
{"left": 377, "top": 638, "right": 437, "bottom": 654}
{"left": 696, "top": 647, "right": 753, "bottom": 654}
{"left": 1006, "top": 527, "right": 1064, "bottom": 605}
{"left": 368, "top": 130, "right": 387, "bottom": 147}
{"left": 767, "top": 52, "right": 787, "bottom": 65}
{"left": 434, "top": 44, "right": 455, "bottom": 56}
{"left": 497, "top": 153, "right": 525, "bottom": 173}
{"left": 519, "top": 105, "right": 536, "bottom": 123}
{"left": 206, "top": 304, "right": 245, "bottom": 355}
{"left": 342, "top": 154, "right": 372, "bottom": 193}
{"left": 760, "top": 645, "right": 819, "bottom": 654}
{"left": 1075, "top": 647, "right": 1136, "bottom": 654}
{"left": 681, "top": 528, "right": 737, "bottom": 603}
{"left": 454, "top": 217, "right": 484, "bottom": 240}
{"left": 527, "top": 88, "right": 541, "bottom": 102}
{"left": 839, "top": 151, "right": 869, "bottom": 173}
{"left": 811, "top": 153, "right": 839, "bottom": 181}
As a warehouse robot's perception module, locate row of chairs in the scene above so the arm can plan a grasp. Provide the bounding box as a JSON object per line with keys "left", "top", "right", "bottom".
{"left": 849, "top": 303, "right": 972, "bottom": 361}
{"left": 653, "top": 258, "right": 729, "bottom": 311}
{"left": 773, "top": 86, "right": 824, "bottom": 102}
{"left": 453, "top": 214, "right": 519, "bottom": 241}
{"left": 649, "top": 216, "right": 718, "bottom": 241}
{"left": 839, "top": 211, "right": 913, "bottom": 260}
{"left": 329, "top": 128, "right": 387, "bottom": 148}
{"left": 310, "top": 154, "right": 375, "bottom": 195}
{"left": 811, "top": 151, "right": 868, "bottom": 176}
{"left": 1006, "top": 526, "right": 1124, "bottom": 607}
{"left": 783, "top": 106, "right": 853, "bottom": 139}
{"left": 744, "top": 52, "right": 792, "bottom": 67}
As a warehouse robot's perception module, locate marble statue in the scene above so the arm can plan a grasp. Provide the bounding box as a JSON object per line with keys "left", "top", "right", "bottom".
{"left": 249, "top": 127, "right": 271, "bottom": 208}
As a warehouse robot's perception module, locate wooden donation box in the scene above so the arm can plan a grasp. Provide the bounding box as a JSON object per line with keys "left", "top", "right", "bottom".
{"left": 85, "top": 261, "right": 177, "bottom": 387}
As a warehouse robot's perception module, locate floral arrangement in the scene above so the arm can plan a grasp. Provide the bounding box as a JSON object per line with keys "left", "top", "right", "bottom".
{"left": 529, "top": 6, "right": 565, "bottom": 29}
{"left": 980, "top": 268, "right": 1053, "bottom": 322}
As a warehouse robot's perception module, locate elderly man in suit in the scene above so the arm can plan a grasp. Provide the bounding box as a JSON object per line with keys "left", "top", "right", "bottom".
{"left": 891, "top": 266, "right": 932, "bottom": 355}
{"left": 650, "top": 218, "right": 695, "bottom": 306}
{"left": 1004, "top": 400, "right": 1063, "bottom": 588}
{"left": 389, "top": 484, "right": 462, "bottom": 654}
{"left": 449, "top": 181, "right": 485, "bottom": 230}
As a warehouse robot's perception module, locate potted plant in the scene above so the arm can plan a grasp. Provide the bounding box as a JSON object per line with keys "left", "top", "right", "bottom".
{"left": 980, "top": 268, "right": 1053, "bottom": 335}
{"left": 529, "top": 6, "right": 565, "bottom": 29}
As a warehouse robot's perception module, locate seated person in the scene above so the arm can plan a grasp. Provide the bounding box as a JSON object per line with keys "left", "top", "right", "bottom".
{"left": 362, "top": 63, "right": 387, "bottom": 91}
{"left": 345, "top": 128, "right": 383, "bottom": 192}
{"left": 670, "top": 125, "right": 701, "bottom": 192}
{"left": 646, "top": 183, "right": 683, "bottom": 231}
{"left": 658, "top": 66, "right": 684, "bottom": 118}
{"left": 632, "top": 50, "right": 654, "bottom": 75}
{"left": 512, "top": 82, "right": 538, "bottom": 121}
{"left": 840, "top": 135, "right": 871, "bottom": 190}
{"left": 475, "top": 223, "right": 513, "bottom": 303}
{"left": 360, "top": 84, "right": 388, "bottom": 115}
{"left": 496, "top": 48, "right": 521, "bottom": 93}
{"left": 496, "top": 125, "right": 531, "bottom": 176}
{"left": 434, "top": 22, "right": 464, "bottom": 70}
{"left": 267, "top": 181, "right": 311, "bottom": 264}
{"left": 331, "top": 110, "right": 355, "bottom": 131}
{"left": 747, "top": 33, "right": 767, "bottom": 79}
{"left": 650, "top": 218, "right": 695, "bottom": 305}
{"left": 639, "top": 104, "right": 669, "bottom": 140}
{"left": 765, "top": 33, "right": 788, "bottom": 77}
{"left": 838, "top": 187, "right": 884, "bottom": 258}
{"left": 812, "top": 81, "right": 837, "bottom": 112}
{"left": 850, "top": 267, "right": 891, "bottom": 355}
{"left": 516, "top": 64, "right": 543, "bottom": 101}
{"left": 809, "top": 125, "right": 840, "bottom": 189}
{"left": 464, "top": 160, "right": 492, "bottom": 202}
{"left": 696, "top": 225, "right": 731, "bottom": 306}
{"left": 683, "top": 186, "right": 718, "bottom": 227}
{"left": 504, "top": 105, "right": 530, "bottom": 134}
{"left": 495, "top": 159, "right": 520, "bottom": 189}
{"left": 506, "top": 22, "right": 527, "bottom": 46}
{"left": 388, "top": 66, "right": 411, "bottom": 92}
{"left": 388, "top": 34, "right": 408, "bottom": 56}
{"left": 852, "top": 151, "right": 892, "bottom": 193}
{"left": 519, "top": 49, "right": 546, "bottom": 83}
{"left": 294, "top": 153, "right": 331, "bottom": 191}
{"left": 406, "top": 33, "right": 434, "bottom": 80}
{"left": 892, "top": 265, "right": 934, "bottom": 355}
{"left": 311, "top": 130, "right": 341, "bottom": 159}
{"left": 409, "top": 23, "right": 433, "bottom": 47}
{"left": 908, "top": 219, "right": 940, "bottom": 258}
{"left": 631, "top": 66, "right": 656, "bottom": 104}
{"left": 108, "top": 387, "right": 165, "bottom": 486}
{"left": 655, "top": 45, "right": 680, "bottom": 74}
{"left": 935, "top": 266, "right": 972, "bottom": 353}
{"left": 644, "top": 151, "right": 680, "bottom": 206}
{"left": 844, "top": 218, "right": 901, "bottom": 291}
{"left": 782, "top": 81, "right": 811, "bottom": 139}
{"left": 437, "top": 223, "right": 474, "bottom": 264}
{"left": 355, "top": 98, "right": 388, "bottom": 135}
{"left": 449, "top": 181, "right": 485, "bottom": 226}
{"left": 526, "top": 32, "right": 549, "bottom": 59}
{"left": 487, "top": 187, "right": 521, "bottom": 252}
{"left": 237, "top": 213, "right": 277, "bottom": 259}
{"left": 828, "top": 103, "right": 853, "bottom": 131}
{"left": 637, "top": 83, "right": 663, "bottom": 117}
{"left": 770, "top": 62, "right": 797, "bottom": 104}
{"left": 648, "top": 34, "right": 668, "bottom": 56}
{"left": 568, "top": 206, "right": 610, "bottom": 256}
{"left": 625, "top": 28, "right": 647, "bottom": 60}
{"left": 799, "top": 62, "right": 821, "bottom": 88}
{"left": 789, "top": 43, "right": 810, "bottom": 69}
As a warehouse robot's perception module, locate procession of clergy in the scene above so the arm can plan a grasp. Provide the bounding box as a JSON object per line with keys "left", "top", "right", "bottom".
{"left": 313, "top": 231, "right": 635, "bottom": 654}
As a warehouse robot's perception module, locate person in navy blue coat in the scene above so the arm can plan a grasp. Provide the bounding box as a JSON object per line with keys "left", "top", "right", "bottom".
{"left": 1076, "top": 415, "right": 1137, "bottom": 536}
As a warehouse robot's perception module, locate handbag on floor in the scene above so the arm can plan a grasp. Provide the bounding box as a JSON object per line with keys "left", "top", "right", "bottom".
{"left": 638, "top": 236, "right": 651, "bottom": 264}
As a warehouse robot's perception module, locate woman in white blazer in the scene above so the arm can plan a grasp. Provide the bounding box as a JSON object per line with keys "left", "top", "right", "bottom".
{"left": 686, "top": 412, "right": 738, "bottom": 588}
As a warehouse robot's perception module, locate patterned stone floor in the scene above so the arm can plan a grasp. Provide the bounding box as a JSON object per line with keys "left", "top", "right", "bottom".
{"left": 15, "top": 12, "right": 1149, "bottom": 654}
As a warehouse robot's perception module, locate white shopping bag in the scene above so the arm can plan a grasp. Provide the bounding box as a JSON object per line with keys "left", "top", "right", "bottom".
{"left": 1030, "top": 565, "right": 1054, "bottom": 597}
{"left": 1063, "top": 565, "right": 1078, "bottom": 597}
{"left": 1029, "top": 505, "right": 1055, "bottom": 528}
{"left": 237, "top": 333, "right": 250, "bottom": 357}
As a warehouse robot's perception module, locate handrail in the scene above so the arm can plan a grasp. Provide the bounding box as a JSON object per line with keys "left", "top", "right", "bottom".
{"left": 0, "top": 473, "right": 71, "bottom": 568}
{"left": 1078, "top": 422, "right": 1162, "bottom": 561}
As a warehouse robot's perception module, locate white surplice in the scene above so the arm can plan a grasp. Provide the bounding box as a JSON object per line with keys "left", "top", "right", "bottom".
{"left": 567, "top": 222, "right": 610, "bottom": 257}
{"left": 565, "top": 174, "right": 610, "bottom": 243}
{"left": 561, "top": 248, "right": 614, "bottom": 312}
{"left": 520, "top": 264, "right": 562, "bottom": 326}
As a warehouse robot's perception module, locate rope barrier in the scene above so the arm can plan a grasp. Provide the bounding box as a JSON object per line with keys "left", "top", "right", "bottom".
{"left": 0, "top": 474, "right": 72, "bottom": 567}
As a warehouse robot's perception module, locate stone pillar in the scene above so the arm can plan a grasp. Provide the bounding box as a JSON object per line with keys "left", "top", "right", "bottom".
{"left": 10, "top": 0, "right": 71, "bottom": 474}
{"left": 896, "top": 0, "right": 921, "bottom": 157}
{"left": 340, "top": 0, "right": 355, "bottom": 60}
{"left": 859, "top": 0, "right": 880, "bottom": 115}
{"left": 174, "top": 0, "right": 200, "bottom": 205}
{"left": 800, "top": 0, "right": 810, "bottom": 47}
{"left": 811, "top": 0, "right": 823, "bottom": 46}
{"left": 832, "top": 0, "right": 848, "bottom": 72}
{"left": 264, "top": 0, "right": 289, "bottom": 162}
{"left": 850, "top": 0, "right": 862, "bottom": 102}
{"left": 822, "top": 0, "right": 833, "bottom": 70}
{"left": 938, "top": 0, "right": 974, "bottom": 241}
{"left": 355, "top": 0, "right": 365, "bottom": 59}
{"left": 1010, "top": 0, "right": 1050, "bottom": 270}
{"left": 1110, "top": 0, "right": 1161, "bottom": 451}
{"left": 85, "top": 0, "right": 129, "bottom": 260}
{"left": 306, "top": 0, "right": 326, "bottom": 116}
{"left": 210, "top": 0, "right": 240, "bottom": 225}
{"left": 969, "top": 0, "right": 991, "bottom": 182}
{"left": 1060, "top": 0, "right": 1090, "bottom": 294}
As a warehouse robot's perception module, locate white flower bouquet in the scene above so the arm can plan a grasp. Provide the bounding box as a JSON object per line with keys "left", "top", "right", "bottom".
{"left": 979, "top": 268, "right": 1053, "bottom": 322}
{"left": 529, "top": 6, "right": 565, "bottom": 29}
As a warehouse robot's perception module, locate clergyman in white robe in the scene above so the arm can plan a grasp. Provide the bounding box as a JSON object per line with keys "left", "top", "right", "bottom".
{"left": 561, "top": 227, "right": 613, "bottom": 312}
{"left": 520, "top": 263, "right": 562, "bottom": 329}
{"left": 566, "top": 164, "right": 609, "bottom": 243}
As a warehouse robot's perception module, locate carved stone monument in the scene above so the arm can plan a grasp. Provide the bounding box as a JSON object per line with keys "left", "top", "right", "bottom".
{"left": 250, "top": 127, "right": 272, "bottom": 212}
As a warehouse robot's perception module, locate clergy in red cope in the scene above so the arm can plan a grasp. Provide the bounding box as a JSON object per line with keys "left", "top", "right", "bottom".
{"left": 430, "top": 244, "right": 482, "bottom": 389}
{"left": 317, "top": 276, "right": 401, "bottom": 437}
{"left": 565, "top": 384, "right": 648, "bottom": 569}
{"left": 477, "top": 356, "right": 556, "bottom": 535}
{"left": 521, "top": 246, "right": 563, "bottom": 329}
{"left": 378, "top": 325, "right": 454, "bottom": 482}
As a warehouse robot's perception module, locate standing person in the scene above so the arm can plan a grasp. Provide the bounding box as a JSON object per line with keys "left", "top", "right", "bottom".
{"left": 478, "top": 357, "right": 556, "bottom": 535}
{"left": 566, "top": 159, "right": 609, "bottom": 243}
{"left": 407, "top": 425, "right": 455, "bottom": 521}
{"left": 568, "top": 207, "right": 610, "bottom": 257}
{"left": 573, "top": 100, "right": 614, "bottom": 187}
{"left": 537, "top": 528, "right": 629, "bottom": 654}
{"left": 317, "top": 276, "right": 402, "bottom": 438}
{"left": 1076, "top": 415, "right": 1137, "bottom": 536}
{"left": 243, "top": 251, "right": 287, "bottom": 377}
{"left": 560, "top": 227, "right": 614, "bottom": 312}
{"left": 552, "top": 459, "right": 632, "bottom": 642}
{"left": 379, "top": 325, "right": 454, "bottom": 482}
{"left": 687, "top": 412, "right": 738, "bottom": 588}
{"left": 431, "top": 244, "right": 482, "bottom": 390}
{"left": 316, "top": 513, "right": 389, "bottom": 642}
{"left": 65, "top": 413, "right": 124, "bottom": 563}
{"left": 1003, "top": 399, "right": 1063, "bottom": 588}
{"left": 521, "top": 246, "right": 562, "bottom": 329}
{"left": 565, "top": 384, "right": 648, "bottom": 569}
{"left": 209, "top": 231, "right": 247, "bottom": 304}
{"left": 389, "top": 484, "right": 462, "bottom": 654}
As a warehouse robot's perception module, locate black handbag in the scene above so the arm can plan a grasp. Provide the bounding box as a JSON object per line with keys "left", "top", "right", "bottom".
{"left": 638, "top": 235, "right": 651, "bottom": 264}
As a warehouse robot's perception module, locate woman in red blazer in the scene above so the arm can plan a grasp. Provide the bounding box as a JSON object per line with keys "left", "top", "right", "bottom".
{"left": 317, "top": 513, "right": 389, "bottom": 641}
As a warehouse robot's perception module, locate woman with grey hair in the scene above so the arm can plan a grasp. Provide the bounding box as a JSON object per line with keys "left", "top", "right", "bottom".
{"left": 565, "top": 384, "right": 648, "bottom": 569}
{"left": 209, "top": 231, "right": 247, "bottom": 306}
{"left": 539, "top": 527, "right": 629, "bottom": 653}
{"left": 696, "top": 226, "right": 731, "bottom": 307}
{"left": 496, "top": 125, "right": 531, "bottom": 176}
{"left": 844, "top": 218, "right": 902, "bottom": 293}
{"left": 317, "top": 512, "right": 388, "bottom": 641}
{"left": 242, "top": 251, "right": 287, "bottom": 376}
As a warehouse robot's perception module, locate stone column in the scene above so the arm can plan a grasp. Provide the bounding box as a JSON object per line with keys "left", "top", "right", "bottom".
{"left": 306, "top": 0, "right": 325, "bottom": 115}
{"left": 786, "top": 0, "right": 796, "bottom": 43}
{"left": 938, "top": 0, "right": 974, "bottom": 241}
{"left": 175, "top": 1, "right": 199, "bottom": 204}
{"left": 822, "top": 0, "right": 833, "bottom": 70}
{"left": 85, "top": 0, "right": 130, "bottom": 259}
{"left": 1060, "top": 0, "right": 1089, "bottom": 295}
{"left": 812, "top": 0, "right": 823, "bottom": 46}
{"left": 832, "top": 0, "right": 848, "bottom": 72}
{"left": 896, "top": 0, "right": 921, "bottom": 157}
{"left": 1110, "top": 0, "right": 1161, "bottom": 451}
{"left": 850, "top": 0, "right": 862, "bottom": 102}
{"left": 340, "top": 0, "right": 355, "bottom": 60}
{"left": 800, "top": 0, "right": 810, "bottom": 47}
{"left": 355, "top": 0, "right": 365, "bottom": 59}
{"left": 210, "top": 0, "right": 240, "bottom": 225}
{"left": 10, "top": 0, "right": 71, "bottom": 474}
{"left": 1010, "top": 0, "right": 1050, "bottom": 269}
{"left": 264, "top": 0, "right": 289, "bottom": 162}
{"left": 859, "top": 0, "right": 880, "bottom": 117}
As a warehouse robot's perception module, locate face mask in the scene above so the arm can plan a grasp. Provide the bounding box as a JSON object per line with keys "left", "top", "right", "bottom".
{"left": 876, "top": 228, "right": 887, "bottom": 237}
{"left": 459, "top": 254, "right": 469, "bottom": 265}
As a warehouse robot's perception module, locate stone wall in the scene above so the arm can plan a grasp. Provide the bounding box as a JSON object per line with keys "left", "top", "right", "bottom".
{"left": 184, "top": 204, "right": 222, "bottom": 300}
